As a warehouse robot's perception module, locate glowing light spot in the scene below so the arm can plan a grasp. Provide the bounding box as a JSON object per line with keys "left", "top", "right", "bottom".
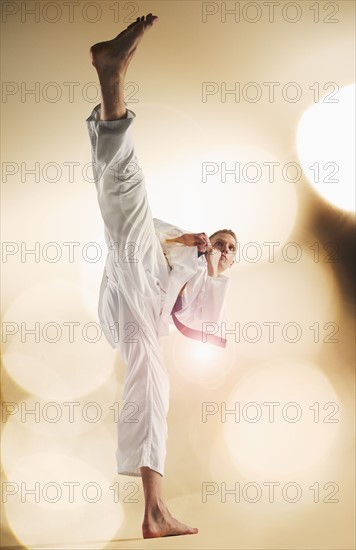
{"left": 223, "top": 360, "right": 341, "bottom": 479}
{"left": 296, "top": 83, "right": 355, "bottom": 212}
{"left": 3, "top": 452, "right": 123, "bottom": 548}
{"left": 2, "top": 279, "right": 116, "bottom": 400}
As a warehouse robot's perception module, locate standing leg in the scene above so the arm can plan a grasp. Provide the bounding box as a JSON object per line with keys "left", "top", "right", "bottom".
{"left": 88, "top": 14, "right": 198, "bottom": 538}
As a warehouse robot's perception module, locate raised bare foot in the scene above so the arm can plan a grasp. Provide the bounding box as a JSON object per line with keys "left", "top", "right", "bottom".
{"left": 142, "top": 501, "right": 199, "bottom": 539}
{"left": 90, "top": 13, "right": 158, "bottom": 78}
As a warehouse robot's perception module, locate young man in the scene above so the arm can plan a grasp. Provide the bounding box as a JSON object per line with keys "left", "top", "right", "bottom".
{"left": 86, "top": 14, "right": 237, "bottom": 539}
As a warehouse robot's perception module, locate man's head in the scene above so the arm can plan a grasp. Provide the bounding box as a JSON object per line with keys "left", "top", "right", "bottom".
{"left": 209, "top": 229, "right": 237, "bottom": 274}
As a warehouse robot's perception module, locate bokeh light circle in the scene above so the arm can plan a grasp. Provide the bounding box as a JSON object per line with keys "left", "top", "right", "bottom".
{"left": 223, "top": 359, "right": 341, "bottom": 480}
{"left": 3, "top": 452, "right": 123, "bottom": 548}
{"left": 2, "top": 278, "right": 116, "bottom": 400}
{"left": 296, "top": 83, "right": 355, "bottom": 212}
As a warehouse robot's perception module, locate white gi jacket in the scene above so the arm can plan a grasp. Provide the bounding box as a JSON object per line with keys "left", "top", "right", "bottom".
{"left": 98, "top": 217, "right": 231, "bottom": 349}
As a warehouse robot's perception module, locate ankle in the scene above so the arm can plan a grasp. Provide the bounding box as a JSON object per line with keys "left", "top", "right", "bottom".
{"left": 143, "top": 497, "right": 167, "bottom": 521}
{"left": 100, "top": 108, "right": 127, "bottom": 121}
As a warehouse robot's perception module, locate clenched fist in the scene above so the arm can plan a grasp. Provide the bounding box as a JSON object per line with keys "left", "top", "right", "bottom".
{"left": 165, "top": 232, "right": 222, "bottom": 277}
{"left": 166, "top": 232, "right": 210, "bottom": 252}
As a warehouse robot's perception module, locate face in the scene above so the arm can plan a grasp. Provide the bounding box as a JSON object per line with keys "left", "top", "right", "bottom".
{"left": 210, "top": 232, "right": 237, "bottom": 273}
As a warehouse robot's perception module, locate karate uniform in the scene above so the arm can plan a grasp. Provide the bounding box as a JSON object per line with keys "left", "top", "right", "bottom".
{"left": 86, "top": 104, "right": 230, "bottom": 477}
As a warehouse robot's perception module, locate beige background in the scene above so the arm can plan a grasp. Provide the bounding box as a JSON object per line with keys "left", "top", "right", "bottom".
{"left": 1, "top": 1, "right": 355, "bottom": 549}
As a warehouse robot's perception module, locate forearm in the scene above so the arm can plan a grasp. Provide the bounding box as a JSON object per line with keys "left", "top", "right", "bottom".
{"left": 206, "top": 252, "right": 220, "bottom": 278}
{"left": 165, "top": 235, "right": 184, "bottom": 244}
{"left": 207, "top": 265, "right": 219, "bottom": 278}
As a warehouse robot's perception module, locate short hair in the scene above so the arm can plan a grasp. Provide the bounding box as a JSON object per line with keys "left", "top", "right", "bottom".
{"left": 209, "top": 228, "right": 238, "bottom": 245}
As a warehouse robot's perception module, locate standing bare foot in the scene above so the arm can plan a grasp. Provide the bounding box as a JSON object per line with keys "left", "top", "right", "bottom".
{"left": 142, "top": 498, "right": 199, "bottom": 539}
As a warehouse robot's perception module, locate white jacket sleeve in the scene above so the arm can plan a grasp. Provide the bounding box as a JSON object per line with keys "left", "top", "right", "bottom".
{"left": 153, "top": 217, "right": 189, "bottom": 247}
{"left": 201, "top": 275, "right": 230, "bottom": 324}
{"left": 153, "top": 217, "right": 196, "bottom": 270}
{"left": 193, "top": 274, "right": 230, "bottom": 325}
{"left": 176, "top": 264, "right": 231, "bottom": 330}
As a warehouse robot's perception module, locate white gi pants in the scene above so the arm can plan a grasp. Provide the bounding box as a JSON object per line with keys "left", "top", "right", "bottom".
{"left": 86, "top": 104, "right": 171, "bottom": 477}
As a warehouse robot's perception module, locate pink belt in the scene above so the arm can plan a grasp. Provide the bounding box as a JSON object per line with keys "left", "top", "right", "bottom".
{"left": 171, "top": 294, "right": 227, "bottom": 348}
